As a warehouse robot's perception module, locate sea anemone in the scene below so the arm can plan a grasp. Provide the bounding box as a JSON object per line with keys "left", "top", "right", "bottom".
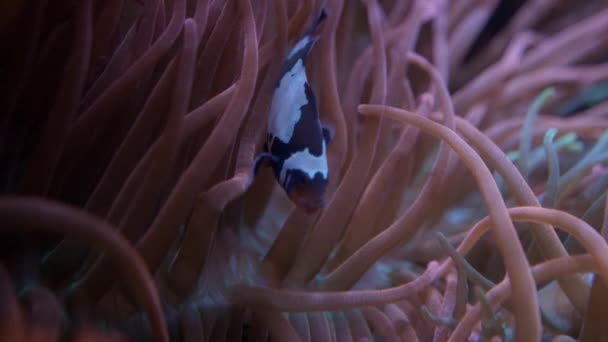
{"left": 2, "top": 0, "right": 608, "bottom": 341}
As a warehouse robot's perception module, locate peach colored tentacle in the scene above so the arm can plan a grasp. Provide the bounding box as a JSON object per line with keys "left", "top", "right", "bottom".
{"left": 0, "top": 197, "right": 168, "bottom": 342}
{"left": 355, "top": 105, "right": 540, "bottom": 341}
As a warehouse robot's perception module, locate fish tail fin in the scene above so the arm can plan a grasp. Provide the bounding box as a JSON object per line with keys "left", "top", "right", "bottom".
{"left": 305, "top": 9, "right": 328, "bottom": 38}
{"left": 285, "top": 10, "right": 327, "bottom": 62}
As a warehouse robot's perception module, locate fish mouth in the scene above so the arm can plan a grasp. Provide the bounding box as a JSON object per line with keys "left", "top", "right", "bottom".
{"left": 289, "top": 192, "right": 325, "bottom": 214}
{"left": 297, "top": 201, "right": 324, "bottom": 214}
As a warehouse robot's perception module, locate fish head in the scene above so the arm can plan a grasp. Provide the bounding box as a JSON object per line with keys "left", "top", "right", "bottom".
{"left": 284, "top": 171, "right": 328, "bottom": 214}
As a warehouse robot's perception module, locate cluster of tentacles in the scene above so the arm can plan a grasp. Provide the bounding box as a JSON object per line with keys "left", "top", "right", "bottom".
{"left": 2, "top": 0, "right": 608, "bottom": 341}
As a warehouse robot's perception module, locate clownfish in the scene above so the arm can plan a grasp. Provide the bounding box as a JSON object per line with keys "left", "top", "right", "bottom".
{"left": 253, "top": 10, "right": 332, "bottom": 214}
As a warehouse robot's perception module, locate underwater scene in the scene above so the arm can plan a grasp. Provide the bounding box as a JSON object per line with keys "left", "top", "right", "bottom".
{"left": 2, "top": 0, "right": 608, "bottom": 341}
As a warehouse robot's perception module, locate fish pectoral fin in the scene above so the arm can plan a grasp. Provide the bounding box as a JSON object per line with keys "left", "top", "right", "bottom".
{"left": 322, "top": 125, "right": 334, "bottom": 145}
{"left": 264, "top": 134, "right": 272, "bottom": 152}
{"left": 252, "top": 153, "right": 277, "bottom": 176}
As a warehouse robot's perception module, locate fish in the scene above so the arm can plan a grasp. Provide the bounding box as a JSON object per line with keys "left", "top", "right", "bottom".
{"left": 253, "top": 10, "right": 332, "bottom": 214}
